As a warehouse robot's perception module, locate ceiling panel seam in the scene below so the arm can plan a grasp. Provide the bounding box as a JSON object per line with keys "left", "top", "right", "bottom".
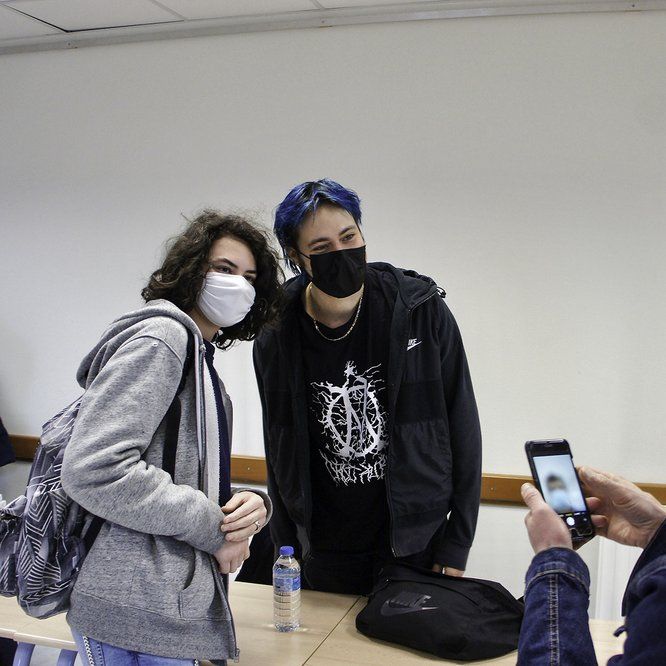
{"left": 148, "top": 0, "right": 186, "bottom": 21}
{"left": 3, "top": 3, "right": 66, "bottom": 32}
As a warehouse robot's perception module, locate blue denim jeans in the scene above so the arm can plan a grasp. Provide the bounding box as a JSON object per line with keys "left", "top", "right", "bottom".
{"left": 517, "top": 547, "right": 597, "bottom": 665}
{"left": 72, "top": 630, "right": 197, "bottom": 665}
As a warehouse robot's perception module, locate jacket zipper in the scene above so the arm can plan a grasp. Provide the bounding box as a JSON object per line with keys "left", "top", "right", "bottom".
{"left": 285, "top": 323, "right": 313, "bottom": 556}
{"left": 385, "top": 290, "right": 439, "bottom": 557}
{"left": 200, "top": 341, "right": 239, "bottom": 661}
{"left": 210, "top": 556, "right": 240, "bottom": 662}
{"left": 227, "top": 579, "right": 240, "bottom": 662}
{"left": 376, "top": 575, "right": 480, "bottom": 606}
{"left": 197, "top": 342, "right": 207, "bottom": 488}
{"left": 224, "top": 585, "right": 240, "bottom": 662}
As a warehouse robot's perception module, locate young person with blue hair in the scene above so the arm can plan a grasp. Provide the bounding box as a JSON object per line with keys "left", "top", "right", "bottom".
{"left": 253, "top": 179, "right": 482, "bottom": 594}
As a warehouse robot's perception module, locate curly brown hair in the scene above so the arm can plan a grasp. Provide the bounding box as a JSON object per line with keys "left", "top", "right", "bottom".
{"left": 142, "top": 210, "right": 283, "bottom": 349}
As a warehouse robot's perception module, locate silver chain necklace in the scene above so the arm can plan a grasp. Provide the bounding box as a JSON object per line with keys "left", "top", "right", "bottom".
{"left": 307, "top": 283, "right": 364, "bottom": 342}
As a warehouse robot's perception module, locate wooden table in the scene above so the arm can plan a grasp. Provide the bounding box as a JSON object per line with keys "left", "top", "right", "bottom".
{"left": 0, "top": 596, "right": 33, "bottom": 639}
{"left": 229, "top": 582, "right": 359, "bottom": 665}
{"left": 0, "top": 587, "right": 625, "bottom": 665}
{"left": 0, "top": 584, "right": 360, "bottom": 665}
{"left": 1, "top": 596, "right": 80, "bottom": 665}
{"left": 306, "top": 598, "right": 626, "bottom": 664}
{"left": 589, "top": 618, "right": 627, "bottom": 665}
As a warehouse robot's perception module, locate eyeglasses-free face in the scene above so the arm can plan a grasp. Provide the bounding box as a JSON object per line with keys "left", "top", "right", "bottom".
{"left": 288, "top": 203, "right": 364, "bottom": 271}
{"left": 207, "top": 236, "right": 257, "bottom": 285}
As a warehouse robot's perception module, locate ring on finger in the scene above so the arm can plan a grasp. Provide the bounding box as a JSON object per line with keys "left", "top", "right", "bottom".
{"left": 254, "top": 520, "right": 261, "bottom": 532}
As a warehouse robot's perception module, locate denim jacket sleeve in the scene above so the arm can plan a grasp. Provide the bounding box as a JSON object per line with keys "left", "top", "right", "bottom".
{"left": 518, "top": 547, "right": 597, "bottom": 666}
{"left": 608, "top": 520, "right": 666, "bottom": 665}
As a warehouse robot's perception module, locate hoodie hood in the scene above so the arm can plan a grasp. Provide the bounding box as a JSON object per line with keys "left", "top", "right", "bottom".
{"left": 370, "top": 261, "right": 443, "bottom": 309}
{"left": 77, "top": 299, "right": 202, "bottom": 389}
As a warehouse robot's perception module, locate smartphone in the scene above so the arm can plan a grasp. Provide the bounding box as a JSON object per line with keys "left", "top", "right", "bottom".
{"left": 524, "top": 439, "right": 594, "bottom": 543}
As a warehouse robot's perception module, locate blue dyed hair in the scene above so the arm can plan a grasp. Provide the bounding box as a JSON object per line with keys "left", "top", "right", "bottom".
{"left": 274, "top": 178, "right": 362, "bottom": 272}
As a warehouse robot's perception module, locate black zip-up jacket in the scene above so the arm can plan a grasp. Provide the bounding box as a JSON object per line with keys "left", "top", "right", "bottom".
{"left": 253, "top": 262, "right": 482, "bottom": 570}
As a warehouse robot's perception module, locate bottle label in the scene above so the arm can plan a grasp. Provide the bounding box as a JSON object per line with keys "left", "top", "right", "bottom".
{"left": 274, "top": 574, "right": 301, "bottom": 593}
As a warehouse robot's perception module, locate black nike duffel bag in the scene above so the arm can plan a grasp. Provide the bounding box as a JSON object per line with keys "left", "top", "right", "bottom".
{"left": 355, "top": 562, "right": 524, "bottom": 661}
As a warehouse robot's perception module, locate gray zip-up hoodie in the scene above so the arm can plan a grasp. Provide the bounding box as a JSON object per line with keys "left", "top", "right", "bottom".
{"left": 61, "top": 299, "right": 261, "bottom": 661}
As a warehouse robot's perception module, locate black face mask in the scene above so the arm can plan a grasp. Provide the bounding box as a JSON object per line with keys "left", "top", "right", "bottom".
{"left": 304, "top": 245, "right": 367, "bottom": 298}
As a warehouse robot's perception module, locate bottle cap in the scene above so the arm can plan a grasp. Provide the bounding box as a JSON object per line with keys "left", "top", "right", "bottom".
{"left": 279, "top": 545, "right": 294, "bottom": 557}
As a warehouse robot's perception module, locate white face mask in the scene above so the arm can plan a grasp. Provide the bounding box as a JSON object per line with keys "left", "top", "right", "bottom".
{"left": 197, "top": 272, "right": 256, "bottom": 329}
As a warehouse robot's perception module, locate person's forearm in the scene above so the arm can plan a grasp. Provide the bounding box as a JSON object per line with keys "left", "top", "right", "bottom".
{"left": 518, "top": 548, "right": 596, "bottom": 666}
{"left": 264, "top": 458, "right": 300, "bottom": 555}
{"left": 437, "top": 444, "right": 481, "bottom": 569}
{"left": 436, "top": 409, "right": 481, "bottom": 568}
{"left": 436, "top": 299, "right": 482, "bottom": 569}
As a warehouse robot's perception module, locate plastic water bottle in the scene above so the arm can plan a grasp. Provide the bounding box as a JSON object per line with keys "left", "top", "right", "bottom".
{"left": 273, "top": 545, "right": 301, "bottom": 632}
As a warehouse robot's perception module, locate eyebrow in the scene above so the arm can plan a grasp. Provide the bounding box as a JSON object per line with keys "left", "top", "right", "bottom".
{"left": 307, "top": 226, "right": 356, "bottom": 247}
{"left": 212, "top": 257, "right": 257, "bottom": 275}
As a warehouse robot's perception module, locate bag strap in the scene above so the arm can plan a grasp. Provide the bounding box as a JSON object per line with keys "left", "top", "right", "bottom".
{"left": 376, "top": 562, "right": 524, "bottom": 612}
{"left": 83, "top": 515, "right": 104, "bottom": 552}
{"left": 162, "top": 331, "right": 195, "bottom": 479}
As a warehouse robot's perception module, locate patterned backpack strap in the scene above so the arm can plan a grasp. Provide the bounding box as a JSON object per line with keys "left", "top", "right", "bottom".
{"left": 162, "top": 331, "right": 195, "bottom": 479}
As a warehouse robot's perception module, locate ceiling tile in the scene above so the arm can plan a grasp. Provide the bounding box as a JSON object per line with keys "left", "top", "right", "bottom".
{"left": 0, "top": 3, "right": 61, "bottom": 39}
{"left": 5, "top": 0, "right": 180, "bottom": 31}
{"left": 157, "top": 0, "right": 315, "bottom": 20}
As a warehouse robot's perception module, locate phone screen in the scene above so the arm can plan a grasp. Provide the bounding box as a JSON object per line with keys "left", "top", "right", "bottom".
{"left": 533, "top": 454, "right": 587, "bottom": 513}
{"left": 526, "top": 440, "right": 594, "bottom": 541}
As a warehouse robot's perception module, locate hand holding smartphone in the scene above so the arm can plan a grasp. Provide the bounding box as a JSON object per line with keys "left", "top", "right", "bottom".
{"left": 525, "top": 439, "right": 595, "bottom": 544}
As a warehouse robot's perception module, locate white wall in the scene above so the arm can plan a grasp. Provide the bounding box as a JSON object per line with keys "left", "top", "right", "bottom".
{"left": 1, "top": 15, "right": 664, "bottom": 482}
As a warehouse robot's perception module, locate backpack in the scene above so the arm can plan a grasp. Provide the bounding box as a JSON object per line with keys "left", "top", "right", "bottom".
{"left": 355, "top": 562, "right": 524, "bottom": 661}
{"left": 0, "top": 332, "right": 193, "bottom": 619}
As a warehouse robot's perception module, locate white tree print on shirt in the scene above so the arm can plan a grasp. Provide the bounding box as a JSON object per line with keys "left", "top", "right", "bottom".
{"left": 311, "top": 361, "right": 388, "bottom": 485}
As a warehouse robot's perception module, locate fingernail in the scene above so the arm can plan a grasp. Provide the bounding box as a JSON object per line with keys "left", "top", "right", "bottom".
{"left": 521, "top": 483, "right": 532, "bottom": 492}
